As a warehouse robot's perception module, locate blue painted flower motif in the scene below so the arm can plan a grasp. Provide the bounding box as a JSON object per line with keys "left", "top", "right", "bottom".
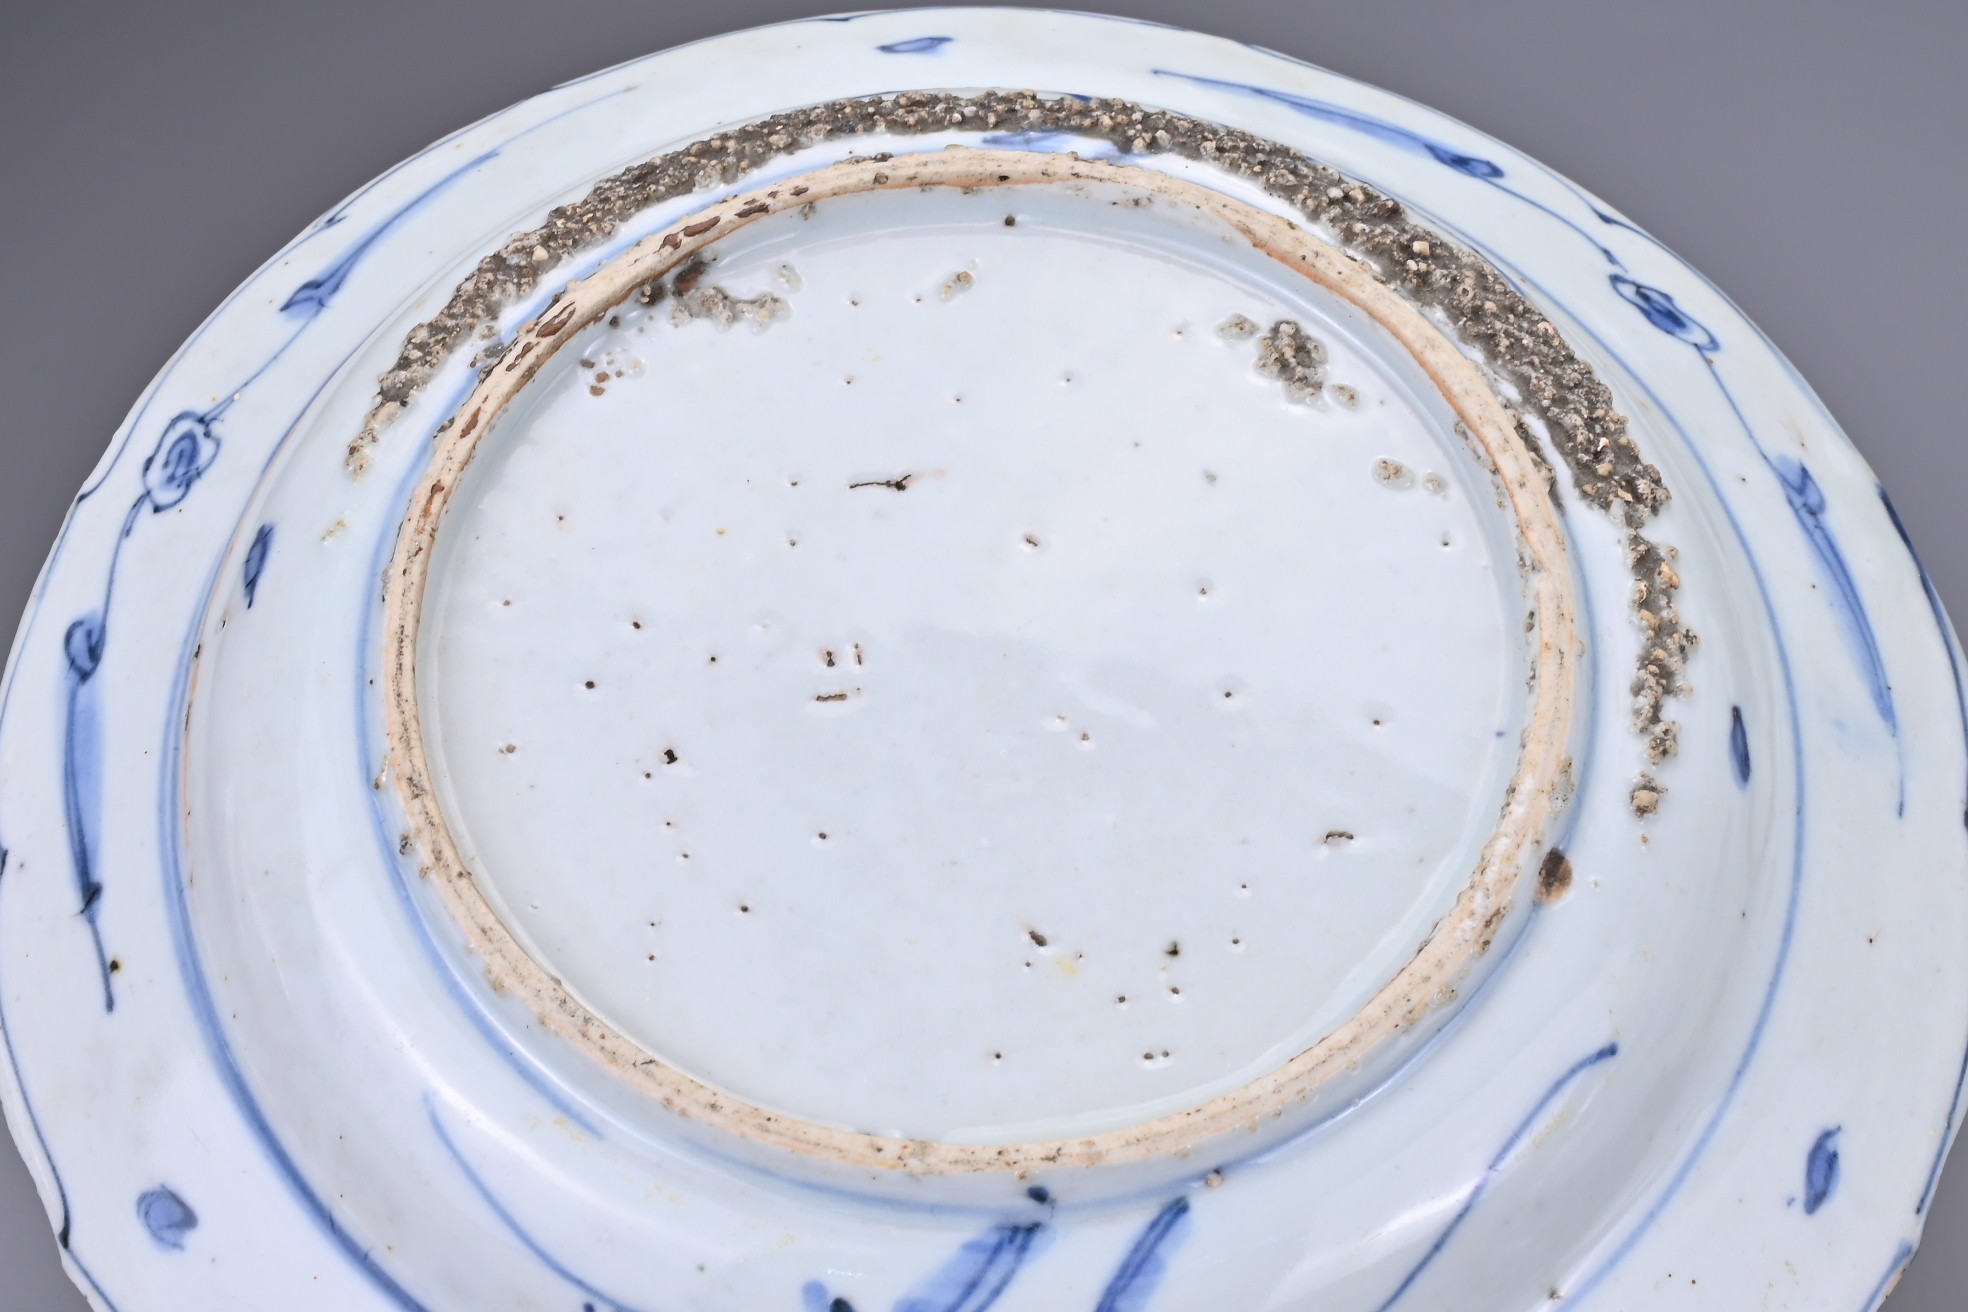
{"left": 63, "top": 613, "right": 106, "bottom": 680}
{"left": 1805, "top": 1127, "right": 1841, "bottom": 1215}
{"left": 136, "top": 1185, "right": 198, "bottom": 1250}
{"left": 141, "top": 412, "right": 220, "bottom": 511}
{"left": 878, "top": 35, "right": 952, "bottom": 54}
{"left": 243, "top": 524, "right": 275, "bottom": 608}
{"left": 1609, "top": 275, "right": 1720, "bottom": 351}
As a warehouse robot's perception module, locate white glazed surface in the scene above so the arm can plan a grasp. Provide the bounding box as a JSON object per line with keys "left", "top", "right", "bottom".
{"left": 0, "top": 10, "right": 1963, "bottom": 1311}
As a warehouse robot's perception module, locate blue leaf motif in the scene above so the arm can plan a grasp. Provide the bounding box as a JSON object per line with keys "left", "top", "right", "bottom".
{"left": 878, "top": 36, "right": 952, "bottom": 54}
{"left": 1769, "top": 456, "right": 1897, "bottom": 735}
{"left": 800, "top": 1281, "right": 854, "bottom": 1312}
{"left": 1095, "top": 1197, "right": 1192, "bottom": 1312}
{"left": 896, "top": 1222, "right": 1044, "bottom": 1312}
{"left": 1730, "top": 706, "right": 1751, "bottom": 786}
{"left": 137, "top": 1186, "right": 198, "bottom": 1250}
{"left": 243, "top": 524, "right": 275, "bottom": 608}
{"left": 282, "top": 148, "right": 497, "bottom": 317}
{"left": 141, "top": 413, "right": 220, "bottom": 511}
{"left": 1151, "top": 70, "right": 1504, "bottom": 178}
{"left": 61, "top": 630, "right": 113, "bottom": 1010}
{"left": 1805, "top": 1127, "right": 1841, "bottom": 1215}
{"left": 1609, "top": 276, "right": 1720, "bottom": 351}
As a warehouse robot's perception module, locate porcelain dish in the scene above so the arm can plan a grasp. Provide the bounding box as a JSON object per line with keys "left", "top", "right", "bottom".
{"left": 3, "top": 10, "right": 1965, "bottom": 1310}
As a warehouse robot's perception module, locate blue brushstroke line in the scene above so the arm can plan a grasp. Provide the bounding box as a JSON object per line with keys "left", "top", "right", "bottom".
{"left": 1509, "top": 272, "right": 1812, "bottom": 1312}
{"left": 895, "top": 1221, "right": 1045, "bottom": 1312}
{"left": 1372, "top": 1042, "right": 1618, "bottom": 1310}
{"left": 61, "top": 620, "right": 110, "bottom": 1010}
{"left": 1609, "top": 276, "right": 1718, "bottom": 350}
{"left": 353, "top": 372, "right": 601, "bottom": 1135}
{"left": 56, "top": 493, "right": 146, "bottom": 1011}
{"left": 242, "top": 524, "right": 273, "bottom": 608}
{"left": 136, "top": 1185, "right": 197, "bottom": 1250}
{"left": 1332, "top": 192, "right": 1810, "bottom": 1304}
{"left": 1731, "top": 706, "right": 1752, "bottom": 787}
{"left": 1881, "top": 487, "right": 1968, "bottom": 1215}
{"left": 1764, "top": 450, "right": 1897, "bottom": 735}
{"left": 428, "top": 1100, "right": 644, "bottom": 1311}
{"left": 50, "top": 135, "right": 488, "bottom": 1007}
{"left": 1879, "top": 488, "right": 1968, "bottom": 834}
{"left": 979, "top": 130, "right": 1124, "bottom": 160}
{"left": 878, "top": 35, "right": 952, "bottom": 54}
{"left": 281, "top": 149, "right": 497, "bottom": 318}
{"left": 1093, "top": 1196, "right": 1192, "bottom": 1312}
{"left": 155, "top": 407, "right": 432, "bottom": 1312}
{"left": 1151, "top": 69, "right": 1502, "bottom": 176}
{"left": 1805, "top": 1127, "right": 1842, "bottom": 1215}
{"left": 1859, "top": 1240, "right": 1916, "bottom": 1312}
{"left": 143, "top": 343, "right": 591, "bottom": 1306}
{"left": 66, "top": 84, "right": 622, "bottom": 510}
{"left": 158, "top": 578, "right": 432, "bottom": 1309}
{"left": 1604, "top": 273, "right": 1901, "bottom": 794}
{"left": 0, "top": 80, "right": 631, "bottom": 1305}
{"left": 1707, "top": 359, "right": 1903, "bottom": 809}
{"left": 0, "top": 848, "right": 70, "bottom": 1249}
{"left": 1149, "top": 69, "right": 1627, "bottom": 268}
{"left": 0, "top": 855, "right": 128, "bottom": 1308}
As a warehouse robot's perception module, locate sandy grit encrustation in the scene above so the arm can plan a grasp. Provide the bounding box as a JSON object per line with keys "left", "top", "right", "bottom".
{"left": 374, "top": 147, "right": 1584, "bottom": 1177}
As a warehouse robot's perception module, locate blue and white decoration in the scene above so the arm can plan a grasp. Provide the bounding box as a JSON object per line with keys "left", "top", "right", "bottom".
{"left": 0, "top": 11, "right": 1963, "bottom": 1312}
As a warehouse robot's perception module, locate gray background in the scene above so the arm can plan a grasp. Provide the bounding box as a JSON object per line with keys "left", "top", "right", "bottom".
{"left": 2, "top": 1, "right": 1963, "bottom": 1306}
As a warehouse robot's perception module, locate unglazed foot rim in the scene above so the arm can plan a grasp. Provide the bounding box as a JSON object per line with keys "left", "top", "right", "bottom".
{"left": 379, "top": 147, "right": 1582, "bottom": 1174}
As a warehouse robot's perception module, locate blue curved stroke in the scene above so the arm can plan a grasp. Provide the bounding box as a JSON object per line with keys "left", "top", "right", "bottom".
{"left": 1093, "top": 1196, "right": 1192, "bottom": 1312}
{"left": 1503, "top": 260, "right": 1813, "bottom": 1312}
{"left": 136, "top": 1185, "right": 198, "bottom": 1250}
{"left": 1600, "top": 274, "right": 1904, "bottom": 765}
{"left": 1858, "top": 1240, "right": 1915, "bottom": 1312}
{"left": 877, "top": 36, "right": 952, "bottom": 54}
{"left": 242, "top": 523, "right": 274, "bottom": 608}
{"left": 895, "top": 1220, "right": 1046, "bottom": 1312}
{"left": 429, "top": 1101, "right": 646, "bottom": 1312}
{"left": 1730, "top": 706, "right": 1752, "bottom": 787}
{"left": 1149, "top": 69, "right": 1628, "bottom": 267}
{"left": 156, "top": 495, "right": 432, "bottom": 1311}
{"left": 1880, "top": 485, "right": 1968, "bottom": 1219}
{"left": 1372, "top": 1042, "right": 1618, "bottom": 1310}
{"left": 1150, "top": 59, "right": 1907, "bottom": 806}
{"left": 46, "top": 140, "right": 496, "bottom": 1012}
{"left": 1343, "top": 198, "right": 1810, "bottom": 1305}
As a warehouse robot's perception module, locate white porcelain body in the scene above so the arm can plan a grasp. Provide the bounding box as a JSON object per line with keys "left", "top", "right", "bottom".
{"left": 1, "top": 10, "right": 1963, "bottom": 1311}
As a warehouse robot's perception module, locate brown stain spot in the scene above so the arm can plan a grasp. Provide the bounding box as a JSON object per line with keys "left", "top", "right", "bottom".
{"left": 735, "top": 201, "right": 770, "bottom": 219}
{"left": 1537, "top": 847, "right": 1573, "bottom": 904}
{"left": 417, "top": 480, "right": 447, "bottom": 525}
{"left": 681, "top": 217, "right": 722, "bottom": 238}
{"left": 534, "top": 302, "right": 579, "bottom": 337}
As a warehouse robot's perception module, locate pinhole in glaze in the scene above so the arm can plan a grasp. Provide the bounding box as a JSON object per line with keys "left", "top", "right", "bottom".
{"left": 1, "top": 10, "right": 1963, "bottom": 1312}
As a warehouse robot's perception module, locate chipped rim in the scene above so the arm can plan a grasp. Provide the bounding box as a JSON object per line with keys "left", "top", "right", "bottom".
{"left": 379, "top": 146, "right": 1582, "bottom": 1174}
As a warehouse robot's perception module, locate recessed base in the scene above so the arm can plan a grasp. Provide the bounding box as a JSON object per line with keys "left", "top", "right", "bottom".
{"left": 388, "top": 149, "right": 1580, "bottom": 1176}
